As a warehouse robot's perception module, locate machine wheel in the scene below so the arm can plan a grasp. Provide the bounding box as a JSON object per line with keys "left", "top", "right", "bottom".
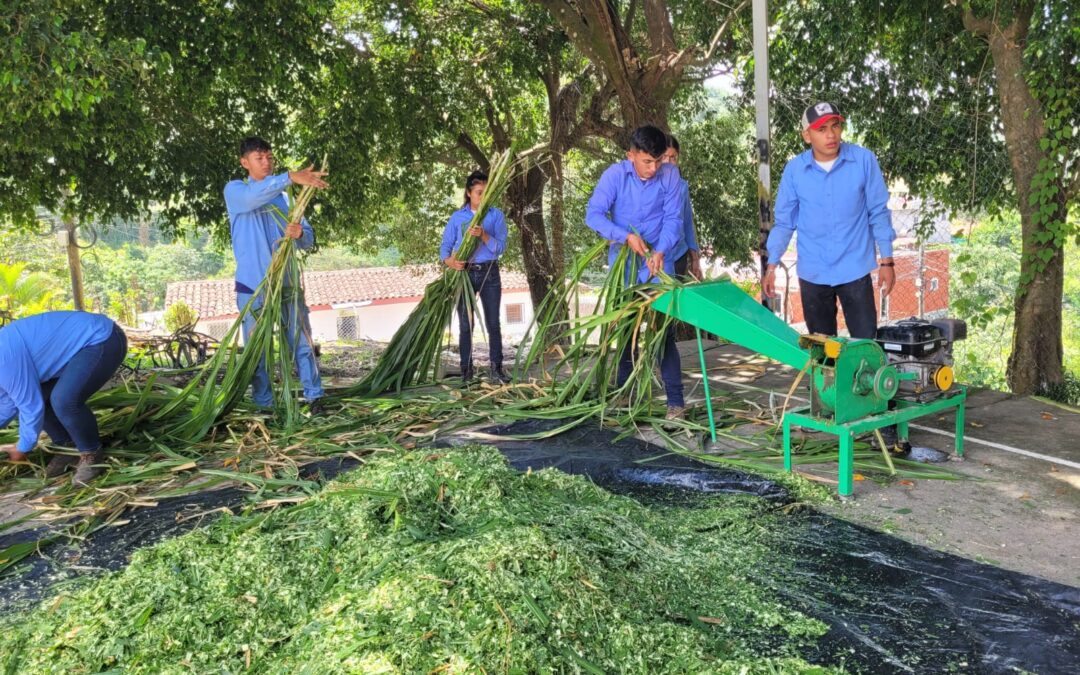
{"left": 873, "top": 365, "right": 900, "bottom": 400}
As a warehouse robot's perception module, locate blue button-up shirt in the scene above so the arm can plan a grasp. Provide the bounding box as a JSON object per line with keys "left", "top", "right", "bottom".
{"left": 678, "top": 179, "right": 699, "bottom": 252}
{"left": 439, "top": 206, "right": 508, "bottom": 263}
{"left": 224, "top": 173, "right": 315, "bottom": 294}
{"left": 585, "top": 160, "right": 685, "bottom": 282}
{"left": 0, "top": 311, "right": 116, "bottom": 452}
{"left": 767, "top": 143, "right": 895, "bottom": 286}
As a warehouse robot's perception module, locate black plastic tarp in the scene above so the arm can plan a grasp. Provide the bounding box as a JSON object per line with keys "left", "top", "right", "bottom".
{"left": 1, "top": 419, "right": 1078, "bottom": 673}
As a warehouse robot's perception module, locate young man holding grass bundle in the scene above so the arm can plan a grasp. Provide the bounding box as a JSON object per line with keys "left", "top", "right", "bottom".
{"left": 224, "top": 137, "right": 329, "bottom": 414}
{"left": 585, "top": 125, "right": 686, "bottom": 420}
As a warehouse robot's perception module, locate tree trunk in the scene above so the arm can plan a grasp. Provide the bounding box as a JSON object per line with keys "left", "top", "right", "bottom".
{"left": 964, "top": 5, "right": 1065, "bottom": 394}
{"left": 507, "top": 163, "right": 556, "bottom": 311}
{"left": 64, "top": 216, "right": 86, "bottom": 311}
{"left": 549, "top": 152, "right": 566, "bottom": 279}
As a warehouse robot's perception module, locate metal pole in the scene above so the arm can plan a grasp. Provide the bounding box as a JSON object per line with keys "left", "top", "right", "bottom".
{"left": 752, "top": 0, "right": 776, "bottom": 311}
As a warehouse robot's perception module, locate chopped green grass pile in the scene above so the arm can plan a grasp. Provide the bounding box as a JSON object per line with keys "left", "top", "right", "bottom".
{"left": 1, "top": 447, "right": 833, "bottom": 674}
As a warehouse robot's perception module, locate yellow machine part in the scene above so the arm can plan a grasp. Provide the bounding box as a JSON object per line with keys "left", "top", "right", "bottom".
{"left": 824, "top": 339, "right": 843, "bottom": 359}
{"left": 935, "top": 365, "right": 955, "bottom": 391}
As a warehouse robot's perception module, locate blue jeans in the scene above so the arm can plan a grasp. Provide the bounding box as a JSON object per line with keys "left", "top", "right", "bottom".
{"left": 617, "top": 324, "right": 684, "bottom": 408}
{"left": 456, "top": 262, "right": 503, "bottom": 377}
{"left": 238, "top": 291, "right": 324, "bottom": 407}
{"left": 40, "top": 323, "right": 127, "bottom": 453}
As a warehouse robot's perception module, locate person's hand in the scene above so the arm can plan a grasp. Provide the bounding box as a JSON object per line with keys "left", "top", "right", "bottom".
{"left": 648, "top": 251, "right": 665, "bottom": 277}
{"left": 625, "top": 233, "right": 648, "bottom": 257}
{"left": 468, "top": 224, "right": 483, "bottom": 237}
{"left": 285, "top": 222, "right": 303, "bottom": 239}
{"left": 3, "top": 444, "right": 28, "bottom": 463}
{"left": 878, "top": 264, "right": 896, "bottom": 297}
{"left": 288, "top": 164, "right": 329, "bottom": 189}
{"left": 688, "top": 249, "right": 703, "bottom": 281}
{"left": 762, "top": 265, "right": 778, "bottom": 298}
{"left": 444, "top": 255, "right": 466, "bottom": 271}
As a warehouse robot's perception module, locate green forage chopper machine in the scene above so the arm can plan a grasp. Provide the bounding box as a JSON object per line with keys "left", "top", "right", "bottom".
{"left": 652, "top": 280, "right": 967, "bottom": 497}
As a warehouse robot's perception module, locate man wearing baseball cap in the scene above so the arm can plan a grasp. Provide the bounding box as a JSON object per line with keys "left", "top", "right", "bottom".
{"left": 762, "top": 102, "right": 896, "bottom": 339}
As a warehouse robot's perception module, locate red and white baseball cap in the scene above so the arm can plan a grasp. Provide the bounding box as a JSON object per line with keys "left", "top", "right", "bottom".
{"left": 801, "top": 102, "right": 845, "bottom": 130}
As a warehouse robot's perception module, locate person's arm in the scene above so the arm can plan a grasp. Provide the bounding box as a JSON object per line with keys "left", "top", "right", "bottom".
{"left": 681, "top": 181, "right": 699, "bottom": 252}
{"left": 866, "top": 153, "right": 895, "bottom": 259}
{"left": 482, "top": 209, "right": 508, "bottom": 257}
{"left": 294, "top": 215, "right": 316, "bottom": 251}
{"left": 762, "top": 167, "right": 800, "bottom": 297}
{"left": 585, "top": 169, "right": 630, "bottom": 243}
{"left": 0, "top": 351, "right": 45, "bottom": 453}
{"left": 768, "top": 167, "right": 799, "bottom": 266}
{"left": 655, "top": 165, "right": 683, "bottom": 256}
{"left": 224, "top": 174, "right": 292, "bottom": 214}
{"left": 441, "top": 215, "right": 466, "bottom": 270}
{"left": 0, "top": 393, "right": 16, "bottom": 431}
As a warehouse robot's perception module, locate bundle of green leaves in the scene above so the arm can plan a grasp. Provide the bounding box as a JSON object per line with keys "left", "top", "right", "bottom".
{"left": 0, "top": 447, "right": 833, "bottom": 674}
{"left": 347, "top": 149, "right": 517, "bottom": 396}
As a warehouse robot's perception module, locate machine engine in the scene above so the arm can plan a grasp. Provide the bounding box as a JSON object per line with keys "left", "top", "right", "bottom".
{"left": 875, "top": 318, "right": 966, "bottom": 401}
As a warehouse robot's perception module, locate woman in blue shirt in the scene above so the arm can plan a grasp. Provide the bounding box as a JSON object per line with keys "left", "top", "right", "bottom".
{"left": 1, "top": 311, "right": 127, "bottom": 485}
{"left": 440, "top": 170, "right": 510, "bottom": 384}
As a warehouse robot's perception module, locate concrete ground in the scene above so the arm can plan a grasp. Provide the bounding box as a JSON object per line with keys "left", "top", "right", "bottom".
{"left": 680, "top": 341, "right": 1080, "bottom": 588}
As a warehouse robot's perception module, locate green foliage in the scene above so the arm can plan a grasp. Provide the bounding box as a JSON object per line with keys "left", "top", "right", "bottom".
{"left": 950, "top": 211, "right": 1080, "bottom": 391}
{"left": 82, "top": 241, "right": 231, "bottom": 313}
{"left": 0, "top": 262, "right": 67, "bottom": 317}
{"left": 674, "top": 96, "right": 759, "bottom": 266}
{"left": 0, "top": 448, "right": 832, "bottom": 673}
{"left": 163, "top": 300, "right": 198, "bottom": 333}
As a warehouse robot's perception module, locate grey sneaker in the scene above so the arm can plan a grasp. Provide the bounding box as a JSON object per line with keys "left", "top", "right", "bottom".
{"left": 45, "top": 452, "right": 80, "bottom": 478}
{"left": 491, "top": 367, "right": 511, "bottom": 384}
{"left": 665, "top": 406, "right": 685, "bottom": 421}
{"left": 73, "top": 450, "right": 106, "bottom": 486}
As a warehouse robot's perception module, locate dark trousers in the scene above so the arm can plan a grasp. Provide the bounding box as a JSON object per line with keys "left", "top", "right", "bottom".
{"left": 616, "top": 325, "right": 684, "bottom": 408}
{"left": 799, "top": 274, "right": 877, "bottom": 339}
{"left": 457, "top": 262, "right": 503, "bottom": 376}
{"left": 39, "top": 324, "right": 127, "bottom": 453}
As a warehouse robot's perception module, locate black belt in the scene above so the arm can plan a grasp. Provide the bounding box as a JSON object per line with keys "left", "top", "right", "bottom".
{"left": 464, "top": 260, "right": 498, "bottom": 270}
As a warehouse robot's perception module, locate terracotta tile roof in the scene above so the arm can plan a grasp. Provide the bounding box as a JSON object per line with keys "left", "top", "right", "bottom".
{"left": 165, "top": 265, "right": 531, "bottom": 319}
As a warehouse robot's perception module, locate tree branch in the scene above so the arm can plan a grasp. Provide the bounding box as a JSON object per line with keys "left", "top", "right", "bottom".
{"left": 457, "top": 133, "right": 489, "bottom": 169}
{"left": 693, "top": 0, "right": 749, "bottom": 65}
{"left": 643, "top": 0, "right": 677, "bottom": 55}
{"left": 957, "top": 0, "right": 994, "bottom": 37}
{"left": 622, "top": 0, "right": 639, "bottom": 34}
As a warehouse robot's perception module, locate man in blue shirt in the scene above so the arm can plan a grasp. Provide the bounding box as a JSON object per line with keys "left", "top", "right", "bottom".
{"left": 662, "top": 134, "right": 703, "bottom": 280}
{"left": 1, "top": 311, "right": 127, "bottom": 485}
{"left": 224, "top": 137, "right": 329, "bottom": 412}
{"left": 762, "top": 102, "right": 896, "bottom": 339}
{"left": 441, "top": 170, "right": 510, "bottom": 384}
{"left": 586, "top": 125, "right": 685, "bottom": 419}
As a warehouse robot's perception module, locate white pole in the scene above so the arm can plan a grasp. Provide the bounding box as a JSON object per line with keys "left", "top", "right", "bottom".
{"left": 752, "top": 0, "right": 775, "bottom": 311}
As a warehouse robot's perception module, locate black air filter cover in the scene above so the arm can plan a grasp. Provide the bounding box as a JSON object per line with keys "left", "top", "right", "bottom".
{"left": 875, "top": 319, "right": 944, "bottom": 357}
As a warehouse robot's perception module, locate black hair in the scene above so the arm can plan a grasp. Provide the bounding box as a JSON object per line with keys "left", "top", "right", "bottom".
{"left": 239, "top": 136, "right": 272, "bottom": 158}
{"left": 667, "top": 134, "right": 680, "bottom": 152}
{"left": 463, "top": 170, "right": 488, "bottom": 206}
{"left": 628, "top": 125, "right": 668, "bottom": 158}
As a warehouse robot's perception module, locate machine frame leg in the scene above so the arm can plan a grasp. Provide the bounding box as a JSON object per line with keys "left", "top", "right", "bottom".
{"left": 696, "top": 328, "right": 717, "bottom": 443}
{"left": 783, "top": 417, "right": 793, "bottom": 472}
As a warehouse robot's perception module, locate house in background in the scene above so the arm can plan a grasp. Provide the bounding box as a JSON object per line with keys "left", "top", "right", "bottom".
{"left": 164, "top": 266, "right": 535, "bottom": 344}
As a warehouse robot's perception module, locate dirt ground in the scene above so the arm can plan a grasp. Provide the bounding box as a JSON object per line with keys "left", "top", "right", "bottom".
{"left": 685, "top": 342, "right": 1080, "bottom": 588}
